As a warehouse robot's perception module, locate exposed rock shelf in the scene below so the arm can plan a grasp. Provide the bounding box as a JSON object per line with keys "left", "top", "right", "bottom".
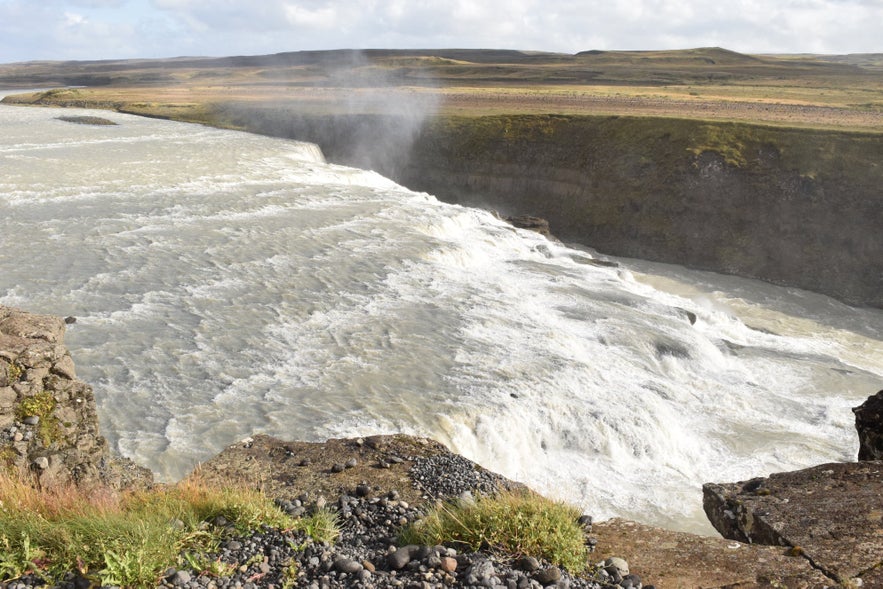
{"left": 0, "top": 305, "right": 151, "bottom": 489}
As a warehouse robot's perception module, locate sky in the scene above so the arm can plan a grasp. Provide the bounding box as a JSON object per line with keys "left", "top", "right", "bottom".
{"left": 1, "top": 0, "right": 881, "bottom": 63}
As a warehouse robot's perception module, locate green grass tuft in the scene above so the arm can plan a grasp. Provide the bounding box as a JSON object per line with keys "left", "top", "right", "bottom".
{"left": 0, "top": 474, "right": 319, "bottom": 588}
{"left": 293, "top": 507, "right": 340, "bottom": 545}
{"left": 400, "top": 490, "right": 589, "bottom": 573}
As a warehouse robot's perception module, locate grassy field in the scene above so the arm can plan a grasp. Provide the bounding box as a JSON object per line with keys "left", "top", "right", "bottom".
{"left": 1, "top": 47, "right": 882, "bottom": 132}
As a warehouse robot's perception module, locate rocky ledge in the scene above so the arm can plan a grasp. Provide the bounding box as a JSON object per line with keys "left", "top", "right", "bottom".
{"left": 703, "top": 461, "right": 883, "bottom": 586}
{"left": 2, "top": 305, "right": 883, "bottom": 589}
{"left": 0, "top": 305, "right": 151, "bottom": 489}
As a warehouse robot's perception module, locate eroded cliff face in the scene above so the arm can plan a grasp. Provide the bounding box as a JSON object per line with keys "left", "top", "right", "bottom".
{"left": 223, "top": 107, "right": 883, "bottom": 308}
{"left": 401, "top": 116, "right": 883, "bottom": 308}
{"left": 0, "top": 306, "right": 151, "bottom": 489}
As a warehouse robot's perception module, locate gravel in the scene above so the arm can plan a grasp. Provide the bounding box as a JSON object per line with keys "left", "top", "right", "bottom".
{"left": 1, "top": 453, "right": 653, "bottom": 589}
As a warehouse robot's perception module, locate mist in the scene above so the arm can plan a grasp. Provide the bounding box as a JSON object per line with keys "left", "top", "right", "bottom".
{"left": 215, "top": 50, "right": 442, "bottom": 179}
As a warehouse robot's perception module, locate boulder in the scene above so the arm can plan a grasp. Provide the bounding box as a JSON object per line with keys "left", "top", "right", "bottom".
{"left": 703, "top": 461, "right": 883, "bottom": 585}
{"left": 0, "top": 305, "right": 152, "bottom": 490}
{"left": 854, "top": 390, "right": 883, "bottom": 460}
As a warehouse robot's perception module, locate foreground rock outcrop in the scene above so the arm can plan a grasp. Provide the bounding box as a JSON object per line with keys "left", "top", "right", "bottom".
{"left": 703, "top": 462, "right": 883, "bottom": 585}
{"left": 592, "top": 518, "right": 832, "bottom": 589}
{"left": 0, "top": 305, "right": 151, "bottom": 489}
{"left": 189, "top": 433, "right": 524, "bottom": 508}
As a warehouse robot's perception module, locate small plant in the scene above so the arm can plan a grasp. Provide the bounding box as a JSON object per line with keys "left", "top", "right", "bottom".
{"left": 294, "top": 508, "right": 341, "bottom": 545}
{"left": 280, "top": 559, "right": 299, "bottom": 589}
{"left": 400, "top": 490, "right": 589, "bottom": 573}
{"left": 15, "top": 393, "right": 60, "bottom": 447}
{"left": 6, "top": 362, "right": 23, "bottom": 382}
{"left": 180, "top": 552, "right": 236, "bottom": 577}
{"left": 0, "top": 534, "right": 46, "bottom": 581}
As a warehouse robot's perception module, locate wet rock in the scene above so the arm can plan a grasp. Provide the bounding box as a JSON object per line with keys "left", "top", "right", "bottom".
{"left": 505, "top": 215, "right": 554, "bottom": 238}
{"left": 703, "top": 461, "right": 883, "bottom": 583}
{"left": 854, "top": 390, "right": 883, "bottom": 460}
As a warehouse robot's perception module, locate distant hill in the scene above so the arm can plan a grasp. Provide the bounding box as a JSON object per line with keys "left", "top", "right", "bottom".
{"left": 1, "top": 47, "right": 877, "bottom": 90}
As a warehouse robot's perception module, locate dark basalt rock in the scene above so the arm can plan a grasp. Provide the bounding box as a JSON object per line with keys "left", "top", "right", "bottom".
{"left": 505, "top": 214, "right": 554, "bottom": 238}
{"left": 703, "top": 461, "right": 883, "bottom": 584}
{"left": 56, "top": 115, "right": 118, "bottom": 126}
{"left": 854, "top": 390, "right": 883, "bottom": 460}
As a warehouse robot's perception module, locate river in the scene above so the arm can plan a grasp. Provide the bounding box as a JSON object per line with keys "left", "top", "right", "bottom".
{"left": 1, "top": 101, "right": 881, "bottom": 534}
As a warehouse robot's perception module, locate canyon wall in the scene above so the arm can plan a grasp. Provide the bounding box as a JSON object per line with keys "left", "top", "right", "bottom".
{"left": 224, "top": 108, "right": 883, "bottom": 308}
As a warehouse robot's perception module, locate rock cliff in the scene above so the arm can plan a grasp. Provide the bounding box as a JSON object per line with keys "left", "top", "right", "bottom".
{"left": 0, "top": 305, "right": 151, "bottom": 489}
{"left": 218, "top": 108, "right": 883, "bottom": 308}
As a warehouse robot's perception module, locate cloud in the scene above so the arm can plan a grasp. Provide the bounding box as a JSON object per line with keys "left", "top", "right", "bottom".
{"left": 1, "top": 0, "right": 881, "bottom": 62}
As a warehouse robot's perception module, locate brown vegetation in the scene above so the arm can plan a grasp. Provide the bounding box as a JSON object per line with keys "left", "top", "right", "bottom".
{"left": 1, "top": 47, "right": 882, "bottom": 132}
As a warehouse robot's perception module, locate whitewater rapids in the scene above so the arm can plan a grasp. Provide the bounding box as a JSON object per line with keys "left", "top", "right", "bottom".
{"left": 1, "top": 102, "right": 881, "bottom": 534}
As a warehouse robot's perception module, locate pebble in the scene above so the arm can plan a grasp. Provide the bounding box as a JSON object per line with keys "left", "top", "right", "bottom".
{"left": 409, "top": 454, "right": 513, "bottom": 498}
{"left": 534, "top": 566, "right": 562, "bottom": 585}
{"left": 332, "top": 558, "right": 363, "bottom": 574}
{"left": 517, "top": 556, "right": 541, "bottom": 572}
{"left": 603, "top": 557, "right": 629, "bottom": 577}
{"left": 440, "top": 556, "right": 457, "bottom": 573}
{"left": 388, "top": 545, "right": 421, "bottom": 570}
{"left": 171, "top": 571, "right": 192, "bottom": 585}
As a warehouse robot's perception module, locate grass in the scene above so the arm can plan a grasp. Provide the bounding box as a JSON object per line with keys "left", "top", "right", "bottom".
{"left": 1, "top": 47, "right": 882, "bottom": 132}
{"left": 400, "top": 490, "right": 589, "bottom": 573}
{"left": 0, "top": 473, "right": 338, "bottom": 588}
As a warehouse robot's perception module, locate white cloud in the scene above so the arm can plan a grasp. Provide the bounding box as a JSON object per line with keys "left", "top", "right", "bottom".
{"left": 1, "top": 0, "right": 881, "bottom": 62}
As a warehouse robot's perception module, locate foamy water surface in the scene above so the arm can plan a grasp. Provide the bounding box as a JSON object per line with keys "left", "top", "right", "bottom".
{"left": 2, "top": 102, "right": 881, "bottom": 534}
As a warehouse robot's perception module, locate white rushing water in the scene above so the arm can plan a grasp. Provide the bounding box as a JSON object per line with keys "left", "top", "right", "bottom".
{"left": 1, "top": 102, "right": 881, "bottom": 534}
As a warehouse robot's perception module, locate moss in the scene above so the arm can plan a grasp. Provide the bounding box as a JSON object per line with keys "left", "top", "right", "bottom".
{"left": 686, "top": 123, "right": 754, "bottom": 167}
{"left": 16, "top": 393, "right": 60, "bottom": 447}
{"left": 6, "top": 362, "right": 23, "bottom": 382}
